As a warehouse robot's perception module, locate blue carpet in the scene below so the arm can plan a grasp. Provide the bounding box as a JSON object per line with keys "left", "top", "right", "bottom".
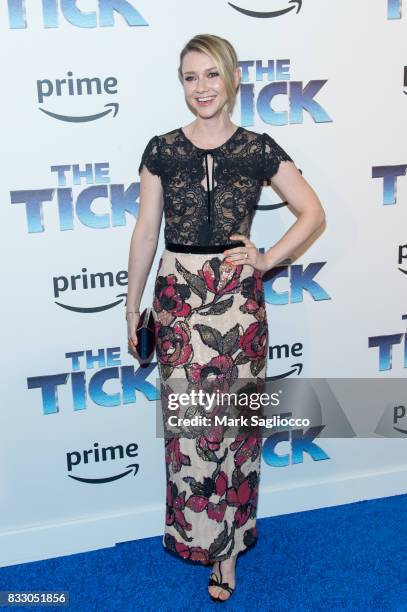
{"left": 1, "top": 494, "right": 407, "bottom": 611}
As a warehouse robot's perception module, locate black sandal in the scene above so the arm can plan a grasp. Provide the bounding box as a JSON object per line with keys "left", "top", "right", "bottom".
{"left": 208, "top": 563, "right": 235, "bottom": 603}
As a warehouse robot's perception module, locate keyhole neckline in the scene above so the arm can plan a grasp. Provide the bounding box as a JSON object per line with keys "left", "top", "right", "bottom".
{"left": 178, "top": 125, "right": 242, "bottom": 152}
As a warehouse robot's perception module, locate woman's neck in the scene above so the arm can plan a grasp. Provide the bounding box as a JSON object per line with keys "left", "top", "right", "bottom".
{"left": 183, "top": 115, "right": 238, "bottom": 149}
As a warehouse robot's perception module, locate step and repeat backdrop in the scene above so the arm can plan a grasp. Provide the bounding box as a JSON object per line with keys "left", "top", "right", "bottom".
{"left": 1, "top": 1, "right": 406, "bottom": 567}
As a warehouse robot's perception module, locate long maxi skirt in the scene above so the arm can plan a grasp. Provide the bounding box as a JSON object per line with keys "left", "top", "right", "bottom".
{"left": 152, "top": 247, "right": 268, "bottom": 564}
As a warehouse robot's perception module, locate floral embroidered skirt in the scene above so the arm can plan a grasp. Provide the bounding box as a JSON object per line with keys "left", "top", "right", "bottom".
{"left": 152, "top": 248, "right": 268, "bottom": 564}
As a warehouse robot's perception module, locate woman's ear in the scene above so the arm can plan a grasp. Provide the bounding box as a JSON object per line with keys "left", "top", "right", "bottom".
{"left": 234, "top": 67, "right": 241, "bottom": 90}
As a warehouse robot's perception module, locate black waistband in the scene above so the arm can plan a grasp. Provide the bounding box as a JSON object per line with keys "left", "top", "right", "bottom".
{"left": 165, "top": 241, "right": 245, "bottom": 254}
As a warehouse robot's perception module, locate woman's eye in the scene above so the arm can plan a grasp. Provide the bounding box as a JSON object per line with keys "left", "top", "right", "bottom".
{"left": 184, "top": 72, "right": 218, "bottom": 82}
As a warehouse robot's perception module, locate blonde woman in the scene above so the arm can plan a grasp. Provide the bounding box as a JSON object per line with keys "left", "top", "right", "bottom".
{"left": 127, "top": 34, "right": 325, "bottom": 602}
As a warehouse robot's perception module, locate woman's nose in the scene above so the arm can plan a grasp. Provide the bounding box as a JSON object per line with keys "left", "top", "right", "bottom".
{"left": 195, "top": 77, "right": 210, "bottom": 91}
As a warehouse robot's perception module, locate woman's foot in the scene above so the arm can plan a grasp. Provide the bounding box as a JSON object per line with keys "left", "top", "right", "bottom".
{"left": 208, "top": 556, "right": 237, "bottom": 602}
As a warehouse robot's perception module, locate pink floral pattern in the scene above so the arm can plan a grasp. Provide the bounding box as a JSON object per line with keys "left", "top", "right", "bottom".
{"left": 153, "top": 250, "right": 268, "bottom": 563}
{"left": 154, "top": 274, "right": 191, "bottom": 325}
{"left": 198, "top": 258, "right": 243, "bottom": 296}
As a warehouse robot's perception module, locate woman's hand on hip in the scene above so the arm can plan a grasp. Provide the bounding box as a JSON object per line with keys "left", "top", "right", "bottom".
{"left": 224, "top": 234, "right": 270, "bottom": 273}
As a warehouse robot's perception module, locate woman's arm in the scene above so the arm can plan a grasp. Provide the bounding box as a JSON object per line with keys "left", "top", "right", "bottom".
{"left": 262, "top": 160, "right": 326, "bottom": 268}
{"left": 127, "top": 166, "right": 164, "bottom": 349}
{"left": 226, "top": 161, "right": 326, "bottom": 270}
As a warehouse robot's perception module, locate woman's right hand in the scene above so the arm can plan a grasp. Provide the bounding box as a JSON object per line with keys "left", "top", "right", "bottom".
{"left": 127, "top": 312, "right": 141, "bottom": 358}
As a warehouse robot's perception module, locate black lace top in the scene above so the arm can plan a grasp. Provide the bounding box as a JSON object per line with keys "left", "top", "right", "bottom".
{"left": 138, "top": 126, "right": 294, "bottom": 246}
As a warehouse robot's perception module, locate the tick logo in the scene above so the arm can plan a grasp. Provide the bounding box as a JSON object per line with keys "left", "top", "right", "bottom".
{"left": 238, "top": 58, "right": 332, "bottom": 127}
{"left": 368, "top": 315, "right": 407, "bottom": 371}
{"left": 261, "top": 379, "right": 356, "bottom": 467}
{"left": 6, "top": 0, "right": 148, "bottom": 29}
{"left": 10, "top": 162, "right": 139, "bottom": 234}
{"left": 27, "top": 349, "right": 159, "bottom": 415}
{"left": 263, "top": 262, "right": 330, "bottom": 305}
{"left": 387, "top": 0, "right": 403, "bottom": 19}
{"left": 372, "top": 164, "right": 407, "bottom": 206}
{"left": 228, "top": 0, "right": 302, "bottom": 19}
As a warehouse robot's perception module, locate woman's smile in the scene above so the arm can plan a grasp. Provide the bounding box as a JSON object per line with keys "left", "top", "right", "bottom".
{"left": 195, "top": 95, "right": 217, "bottom": 107}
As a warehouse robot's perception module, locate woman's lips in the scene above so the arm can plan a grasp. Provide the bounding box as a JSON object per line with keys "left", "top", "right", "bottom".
{"left": 195, "top": 96, "right": 216, "bottom": 107}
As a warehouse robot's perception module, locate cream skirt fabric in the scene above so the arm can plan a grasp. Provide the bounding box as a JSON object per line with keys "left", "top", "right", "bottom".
{"left": 152, "top": 248, "right": 268, "bottom": 564}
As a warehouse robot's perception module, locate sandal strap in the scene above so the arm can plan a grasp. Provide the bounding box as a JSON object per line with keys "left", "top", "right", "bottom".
{"left": 208, "top": 573, "right": 221, "bottom": 587}
{"left": 208, "top": 572, "right": 235, "bottom": 595}
{"left": 219, "top": 582, "right": 234, "bottom": 595}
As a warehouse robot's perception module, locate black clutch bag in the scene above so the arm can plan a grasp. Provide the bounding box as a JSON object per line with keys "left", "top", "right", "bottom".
{"left": 135, "top": 307, "right": 156, "bottom": 362}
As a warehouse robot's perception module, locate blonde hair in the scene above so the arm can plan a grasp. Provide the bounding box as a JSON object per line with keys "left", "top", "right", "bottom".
{"left": 178, "top": 34, "right": 240, "bottom": 114}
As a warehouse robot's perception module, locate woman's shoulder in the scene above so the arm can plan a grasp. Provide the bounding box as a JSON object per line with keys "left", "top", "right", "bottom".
{"left": 140, "top": 129, "right": 180, "bottom": 149}
{"left": 240, "top": 128, "right": 293, "bottom": 158}
{"left": 236, "top": 127, "right": 264, "bottom": 149}
{"left": 154, "top": 128, "right": 182, "bottom": 144}
{"left": 240, "top": 126, "right": 262, "bottom": 139}
{"left": 240, "top": 127, "right": 276, "bottom": 144}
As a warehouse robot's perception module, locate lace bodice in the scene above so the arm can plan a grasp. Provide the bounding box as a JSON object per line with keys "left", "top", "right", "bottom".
{"left": 138, "top": 126, "right": 294, "bottom": 246}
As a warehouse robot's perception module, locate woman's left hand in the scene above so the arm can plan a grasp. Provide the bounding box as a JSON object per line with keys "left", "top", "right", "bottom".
{"left": 224, "top": 234, "right": 270, "bottom": 273}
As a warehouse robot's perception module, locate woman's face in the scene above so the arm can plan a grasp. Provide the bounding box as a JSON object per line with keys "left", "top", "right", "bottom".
{"left": 181, "top": 50, "right": 229, "bottom": 118}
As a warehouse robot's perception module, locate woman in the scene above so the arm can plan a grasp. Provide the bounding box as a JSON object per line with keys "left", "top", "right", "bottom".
{"left": 127, "top": 34, "right": 325, "bottom": 602}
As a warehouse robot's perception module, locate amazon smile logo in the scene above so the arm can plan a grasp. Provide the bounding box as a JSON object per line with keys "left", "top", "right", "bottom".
{"left": 375, "top": 397, "right": 407, "bottom": 438}
{"left": 53, "top": 267, "right": 128, "bottom": 314}
{"left": 392, "top": 406, "right": 407, "bottom": 435}
{"left": 37, "top": 72, "right": 119, "bottom": 123}
{"left": 266, "top": 340, "right": 303, "bottom": 381}
{"left": 228, "top": 0, "right": 302, "bottom": 18}
{"left": 67, "top": 441, "right": 140, "bottom": 484}
{"left": 398, "top": 244, "right": 407, "bottom": 275}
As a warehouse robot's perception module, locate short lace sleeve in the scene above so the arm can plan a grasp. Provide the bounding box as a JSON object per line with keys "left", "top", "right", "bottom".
{"left": 138, "top": 135, "right": 161, "bottom": 176}
{"left": 262, "top": 132, "right": 293, "bottom": 181}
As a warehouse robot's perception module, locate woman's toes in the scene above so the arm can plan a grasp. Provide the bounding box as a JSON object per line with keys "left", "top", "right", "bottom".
{"left": 218, "top": 590, "right": 230, "bottom": 601}
{"left": 208, "top": 563, "right": 222, "bottom": 599}
{"left": 208, "top": 585, "right": 221, "bottom": 599}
